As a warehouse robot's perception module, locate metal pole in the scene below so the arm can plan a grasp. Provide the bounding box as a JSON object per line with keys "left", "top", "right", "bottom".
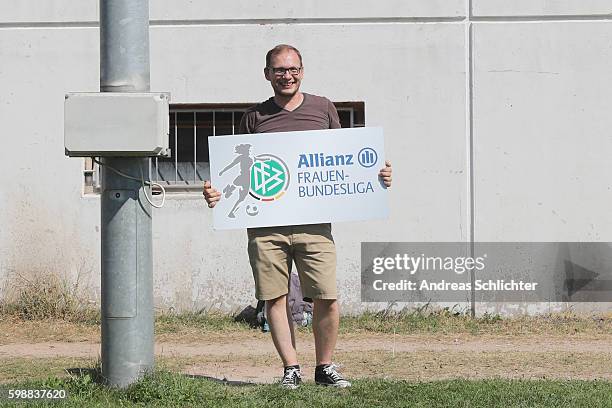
{"left": 99, "top": 0, "right": 154, "bottom": 387}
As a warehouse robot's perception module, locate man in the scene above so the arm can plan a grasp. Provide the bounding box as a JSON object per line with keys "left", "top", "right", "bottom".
{"left": 203, "top": 44, "right": 392, "bottom": 389}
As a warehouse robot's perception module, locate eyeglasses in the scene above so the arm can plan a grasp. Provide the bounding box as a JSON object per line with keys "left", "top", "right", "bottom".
{"left": 269, "top": 66, "right": 302, "bottom": 76}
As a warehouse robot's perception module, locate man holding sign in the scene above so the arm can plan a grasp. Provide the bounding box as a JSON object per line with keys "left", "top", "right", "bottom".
{"left": 203, "top": 44, "right": 392, "bottom": 389}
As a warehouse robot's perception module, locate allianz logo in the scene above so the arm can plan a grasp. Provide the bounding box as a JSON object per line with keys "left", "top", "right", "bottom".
{"left": 297, "top": 147, "right": 378, "bottom": 169}
{"left": 297, "top": 153, "right": 354, "bottom": 168}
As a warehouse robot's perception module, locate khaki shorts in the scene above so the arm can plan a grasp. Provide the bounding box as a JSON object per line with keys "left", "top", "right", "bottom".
{"left": 246, "top": 223, "right": 337, "bottom": 301}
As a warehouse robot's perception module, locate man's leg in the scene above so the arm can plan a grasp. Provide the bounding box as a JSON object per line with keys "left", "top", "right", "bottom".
{"left": 266, "top": 294, "right": 298, "bottom": 367}
{"left": 292, "top": 224, "right": 349, "bottom": 387}
{"left": 247, "top": 227, "right": 302, "bottom": 388}
{"left": 247, "top": 227, "right": 296, "bottom": 367}
{"left": 312, "top": 298, "right": 339, "bottom": 365}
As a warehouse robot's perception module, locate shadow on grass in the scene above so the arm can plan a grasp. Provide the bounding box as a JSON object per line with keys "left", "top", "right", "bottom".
{"left": 66, "top": 367, "right": 104, "bottom": 383}
{"left": 184, "top": 373, "right": 256, "bottom": 387}
{"left": 66, "top": 366, "right": 256, "bottom": 387}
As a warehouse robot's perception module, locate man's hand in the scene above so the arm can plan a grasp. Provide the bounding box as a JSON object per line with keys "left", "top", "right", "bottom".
{"left": 378, "top": 160, "right": 392, "bottom": 188}
{"left": 203, "top": 180, "right": 221, "bottom": 208}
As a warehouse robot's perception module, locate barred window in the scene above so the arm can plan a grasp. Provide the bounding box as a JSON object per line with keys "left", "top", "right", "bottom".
{"left": 84, "top": 102, "right": 365, "bottom": 194}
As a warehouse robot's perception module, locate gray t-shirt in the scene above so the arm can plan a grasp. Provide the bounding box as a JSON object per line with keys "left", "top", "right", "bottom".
{"left": 238, "top": 93, "right": 341, "bottom": 134}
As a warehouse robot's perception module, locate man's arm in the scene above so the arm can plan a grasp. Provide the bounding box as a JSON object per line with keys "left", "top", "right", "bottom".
{"left": 238, "top": 109, "right": 254, "bottom": 134}
{"left": 327, "top": 99, "right": 341, "bottom": 129}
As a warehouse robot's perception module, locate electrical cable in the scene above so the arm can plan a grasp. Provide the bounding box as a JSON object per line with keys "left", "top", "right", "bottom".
{"left": 92, "top": 157, "right": 166, "bottom": 208}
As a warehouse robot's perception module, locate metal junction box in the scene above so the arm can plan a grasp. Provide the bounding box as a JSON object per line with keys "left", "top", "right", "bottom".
{"left": 64, "top": 92, "right": 170, "bottom": 157}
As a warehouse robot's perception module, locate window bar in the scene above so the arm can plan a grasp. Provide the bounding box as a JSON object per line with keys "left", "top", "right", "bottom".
{"left": 213, "top": 110, "right": 216, "bottom": 137}
{"left": 97, "top": 158, "right": 102, "bottom": 191}
{"left": 350, "top": 108, "right": 355, "bottom": 128}
{"left": 231, "top": 111, "right": 235, "bottom": 135}
{"left": 154, "top": 156, "right": 158, "bottom": 183}
{"left": 174, "top": 111, "right": 178, "bottom": 183}
{"left": 92, "top": 158, "right": 100, "bottom": 191}
{"left": 193, "top": 112, "right": 197, "bottom": 183}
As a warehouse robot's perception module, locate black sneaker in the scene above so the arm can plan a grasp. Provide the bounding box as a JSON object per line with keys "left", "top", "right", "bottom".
{"left": 280, "top": 365, "right": 302, "bottom": 389}
{"left": 315, "top": 363, "right": 351, "bottom": 388}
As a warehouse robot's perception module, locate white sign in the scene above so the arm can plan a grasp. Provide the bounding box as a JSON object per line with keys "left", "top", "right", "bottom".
{"left": 208, "top": 127, "right": 388, "bottom": 230}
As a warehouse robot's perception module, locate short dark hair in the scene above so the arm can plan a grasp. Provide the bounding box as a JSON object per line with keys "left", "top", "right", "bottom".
{"left": 265, "top": 44, "right": 303, "bottom": 68}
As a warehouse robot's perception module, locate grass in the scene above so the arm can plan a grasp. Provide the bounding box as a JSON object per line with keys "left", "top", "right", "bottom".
{"left": 0, "top": 370, "right": 610, "bottom": 408}
{"left": 156, "top": 311, "right": 252, "bottom": 335}
{"left": 1, "top": 272, "right": 610, "bottom": 338}
{"left": 153, "top": 302, "right": 612, "bottom": 337}
{"left": 0, "top": 273, "right": 98, "bottom": 325}
{"left": 338, "top": 306, "right": 612, "bottom": 336}
{"left": 0, "top": 358, "right": 93, "bottom": 385}
{"left": 1, "top": 304, "right": 610, "bottom": 343}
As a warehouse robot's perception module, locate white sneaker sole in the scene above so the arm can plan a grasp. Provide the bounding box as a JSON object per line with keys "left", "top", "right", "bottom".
{"left": 315, "top": 381, "right": 351, "bottom": 388}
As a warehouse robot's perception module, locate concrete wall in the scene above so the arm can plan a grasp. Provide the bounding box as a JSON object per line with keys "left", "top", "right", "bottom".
{"left": 0, "top": 1, "right": 609, "bottom": 314}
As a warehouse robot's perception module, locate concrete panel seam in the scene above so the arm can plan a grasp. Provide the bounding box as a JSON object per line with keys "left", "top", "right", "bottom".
{"left": 464, "top": 0, "right": 475, "bottom": 245}
{"left": 472, "top": 15, "right": 612, "bottom": 22}
{"left": 466, "top": 0, "right": 473, "bottom": 245}
{"left": 466, "top": 0, "right": 476, "bottom": 317}
{"left": 149, "top": 17, "right": 467, "bottom": 25}
{"left": 0, "top": 22, "right": 99, "bottom": 29}
{"left": 7, "top": 14, "right": 612, "bottom": 29}
{"left": 466, "top": 21, "right": 474, "bottom": 246}
{"left": 0, "top": 17, "right": 466, "bottom": 29}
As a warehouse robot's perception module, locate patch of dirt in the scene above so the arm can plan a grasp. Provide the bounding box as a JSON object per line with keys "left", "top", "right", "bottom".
{"left": 1, "top": 333, "right": 610, "bottom": 384}
{"left": 2, "top": 334, "right": 610, "bottom": 358}
{"left": 183, "top": 350, "right": 612, "bottom": 384}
